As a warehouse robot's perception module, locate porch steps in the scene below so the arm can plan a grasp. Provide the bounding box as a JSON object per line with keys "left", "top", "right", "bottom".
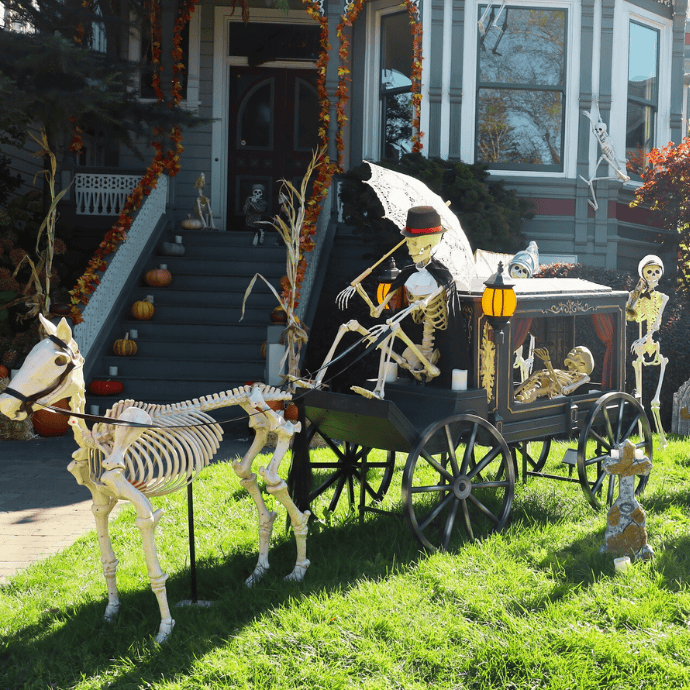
{"left": 85, "top": 229, "right": 287, "bottom": 433}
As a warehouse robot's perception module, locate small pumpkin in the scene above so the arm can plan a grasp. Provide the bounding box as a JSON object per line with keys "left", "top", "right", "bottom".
{"left": 144, "top": 267, "right": 172, "bottom": 288}
{"left": 284, "top": 404, "right": 299, "bottom": 422}
{"left": 260, "top": 341, "right": 267, "bottom": 359}
{"left": 270, "top": 306, "right": 287, "bottom": 323}
{"left": 113, "top": 333, "right": 138, "bottom": 357}
{"left": 88, "top": 379, "right": 125, "bottom": 396}
{"left": 32, "top": 397, "right": 71, "bottom": 437}
{"left": 0, "top": 364, "right": 9, "bottom": 379}
{"left": 161, "top": 241, "right": 185, "bottom": 256}
{"left": 131, "top": 297, "right": 154, "bottom": 321}
{"left": 181, "top": 214, "right": 203, "bottom": 230}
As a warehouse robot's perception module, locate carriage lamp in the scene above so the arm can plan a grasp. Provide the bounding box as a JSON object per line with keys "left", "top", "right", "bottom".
{"left": 482, "top": 261, "right": 517, "bottom": 340}
{"left": 376, "top": 257, "right": 403, "bottom": 311}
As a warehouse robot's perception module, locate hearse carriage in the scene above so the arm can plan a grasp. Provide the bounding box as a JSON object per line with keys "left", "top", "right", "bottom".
{"left": 289, "top": 276, "right": 652, "bottom": 551}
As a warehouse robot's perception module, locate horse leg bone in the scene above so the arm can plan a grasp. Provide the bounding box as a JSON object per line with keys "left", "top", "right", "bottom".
{"left": 91, "top": 493, "right": 120, "bottom": 620}
{"left": 232, "top": 425, "right": 277, "bottom": 587}
{"left": 259, "top": 421, "right": 310, "bottom": 582}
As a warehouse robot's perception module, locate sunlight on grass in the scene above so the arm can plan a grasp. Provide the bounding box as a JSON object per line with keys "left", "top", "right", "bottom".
{"left": 2, "top": 436, "right": 690, "bottom": 688}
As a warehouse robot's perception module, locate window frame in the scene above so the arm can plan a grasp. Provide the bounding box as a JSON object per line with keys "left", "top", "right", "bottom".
{"left": 474, "top": 5, "right": 568, "bottom": 172}
{"left": 611, "top": 3, "right": 671, "bottom": 188}
{"left": 461, "top": 0, "right": 580, "bottom": 178}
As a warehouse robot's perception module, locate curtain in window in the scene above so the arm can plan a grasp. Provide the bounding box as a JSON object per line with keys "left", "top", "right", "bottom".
{"left": 591, "top": 313, "right": 614, "bottom": 389}
{"left": 512, "top": 318, "right": 533, "bottom": 352}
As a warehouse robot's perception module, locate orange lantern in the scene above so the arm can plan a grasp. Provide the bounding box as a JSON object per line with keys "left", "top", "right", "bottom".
{"left": 481, "top": 261, "right": 517, "bottom": 335}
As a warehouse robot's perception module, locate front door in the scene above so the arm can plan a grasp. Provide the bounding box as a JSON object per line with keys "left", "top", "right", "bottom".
{"left": 227, "top": 66, "right": 320, "bottom": 233}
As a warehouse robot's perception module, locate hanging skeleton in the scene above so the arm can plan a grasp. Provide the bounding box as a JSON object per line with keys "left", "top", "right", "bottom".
{"left": 579, "top": 102, "right": 630, "bottom": 210}
{"left": 625, "top": 255, "right": 668, "bottom": 447}
{"left": 305, "top": 206, "right": 468, "bottom": 400}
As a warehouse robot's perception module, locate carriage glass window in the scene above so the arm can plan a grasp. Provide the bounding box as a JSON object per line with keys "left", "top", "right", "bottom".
{"left": 626, "top": 22, "right": 658, "bottom": 178}
{"left": 476, "top": 6, "right": 566, "bottom": 171}
{"left": 380, "top": 12, "right": 414, "bottom": 161}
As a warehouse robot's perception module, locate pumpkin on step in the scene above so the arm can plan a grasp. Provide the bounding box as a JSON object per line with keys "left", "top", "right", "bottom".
{"left": 0, "top": 364, "right": 9, "bottom": 379}
{"left": 113, "top": 334, "right": 138, "bottom": 356}
{"left": 181, "top": 214, "right": 203, "bottom": 230}
{"left": 88, "top": 379, "right": 125, "bottom": 396}
{"left": 145, "top": 267, "right": 172, "bottom": 288}
{"left": 131, "top": 297, "right": 154, "bottom": 321}
{"left": 161, "top": 242, "right": 185, "bottom": 256}
{"left": 32, "top": 397, "right": 71, "bottom": 437}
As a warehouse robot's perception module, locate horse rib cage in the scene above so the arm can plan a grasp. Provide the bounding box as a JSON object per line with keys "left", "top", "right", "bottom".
{"left": 88, "top": 400, "right": 223, "bottom": 497}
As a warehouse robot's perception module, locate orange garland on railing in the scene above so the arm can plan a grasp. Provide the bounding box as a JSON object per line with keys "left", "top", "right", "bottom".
{"left": 336, "top": 0, "right": 423, "bottom": 169}
{"left": 68, "top": 0, "right": 199, "bottom": 324}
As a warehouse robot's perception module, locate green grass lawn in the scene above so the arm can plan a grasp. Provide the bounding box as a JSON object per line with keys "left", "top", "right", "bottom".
{"left": 3, "top": 435, "right": 690, "bottom": 689}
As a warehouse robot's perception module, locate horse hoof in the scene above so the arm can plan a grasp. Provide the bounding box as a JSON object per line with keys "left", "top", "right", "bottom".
{"left": 155, "top": 618, "right": 175, "bottom": 643}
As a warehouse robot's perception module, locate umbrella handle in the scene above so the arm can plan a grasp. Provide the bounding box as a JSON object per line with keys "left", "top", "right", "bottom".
{"left": 350, "top": 239, "right": 407, "bottom": 287}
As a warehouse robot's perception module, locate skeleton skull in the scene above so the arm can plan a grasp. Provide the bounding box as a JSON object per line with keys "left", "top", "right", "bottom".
{"left": 509, "top": 263, "right": 530, "bottom": 279}
{"left": 405, "top": 233, "right": 443, "bottom": 267}
{"left": 595, "top": 121, "right": 607, "bottom": 137}
{"left": 564, "top": 346, "right": 594, "bottom": 375}
{"left": 642, "top": 264, "right": 662, "bottom": 289}
{"left": 251, "top": 185, "right": 264, "bottom": 201}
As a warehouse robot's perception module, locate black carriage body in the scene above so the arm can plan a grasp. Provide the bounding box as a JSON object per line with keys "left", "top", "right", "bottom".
{"left": 462, "top": 277, "right": 629, "bottom": 445}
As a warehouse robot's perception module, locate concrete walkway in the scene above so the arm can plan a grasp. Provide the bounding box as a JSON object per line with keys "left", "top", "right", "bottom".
{"left": 0, "top": 433, "right": 253, "bottom": 584}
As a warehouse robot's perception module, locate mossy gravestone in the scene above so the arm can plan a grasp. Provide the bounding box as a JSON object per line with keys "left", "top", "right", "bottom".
{"left": 601, "top": 439, "right": 653, "bottom": 561}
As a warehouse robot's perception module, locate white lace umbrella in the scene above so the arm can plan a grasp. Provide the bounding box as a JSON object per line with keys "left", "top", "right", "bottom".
{"left": 364, "top": 161, "right": 478, "bottom": 290}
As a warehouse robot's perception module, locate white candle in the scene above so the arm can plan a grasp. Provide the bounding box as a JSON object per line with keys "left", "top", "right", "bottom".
{"left": 146, "top": 295, "right": 154, "bottom": 304}
{"left": 160, "top": 264, "right": 167, "bottom": 270}
{"left": 90, "top": 405, "right": 100, "bottom": 416}
{"left": 610, "top": 448, "right": 619, "bottom": 459}
{"left": 175, "top": 235, "right": 183, "bottom": 244}
{"left": 634, "top": 448, "right": 644, "bottom": 460}
{"left": 108, "top": 366, "right": 118, "bottom": 376}
{"left": 614, "top": 556, "right": 631, "bottom": 574}
{"left": 384, "top": 362, "right": 398, "bottom": 383}
{"left": 451, "top": 369, "right": 468, "bottom": 391}
{"left": 129, "top": 329, "right": 138, "bottom": 339}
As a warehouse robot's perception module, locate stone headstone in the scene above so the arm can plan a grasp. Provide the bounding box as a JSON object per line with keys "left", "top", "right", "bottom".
{"left": 672, "top": 379, "right": 690, "bottom": 435}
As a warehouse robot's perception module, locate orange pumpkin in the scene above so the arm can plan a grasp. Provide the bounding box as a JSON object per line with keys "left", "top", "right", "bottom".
{"left": 260, "top": 341, "right": 267, "bottom": 359}
{"left": 113, "top": 334, "right": 138, "bottom": 357}
{"left": 131, "top": 298, "right": 154, "bottom": 321}
{"left": 0, "top": 364, "right": 9, "bottom": 379}
{"left": 144, "top": 268, "right": 172, "bottom": 288}
{"left": 284, "top": 404, "right": 299, "bottom": 422}
{"left": 270, "top": 306, "right": 287, "bottom": 323}
{"left": 32, "top": 397, "right": 71, "bottom": 437}
{"left": 88, "top": 379, "right": 124, "bottom": 396}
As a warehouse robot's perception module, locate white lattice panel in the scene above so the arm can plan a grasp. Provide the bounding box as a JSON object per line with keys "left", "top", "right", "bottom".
{"left": 74, "top": 174, "right": 168, "bottom": 360}
{"left": 74, "top": 173, "right": 141, "bottom": 216}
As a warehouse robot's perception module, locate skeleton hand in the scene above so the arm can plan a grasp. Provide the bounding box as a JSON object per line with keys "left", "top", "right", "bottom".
{"left": 366, "top": 322, "right": 395, "bottom": 344}
{"left": 534, "top": 347, "right": 551, "bottom": 363}
{"left": 336, "top": 286, "right": 356, "bottom": 310}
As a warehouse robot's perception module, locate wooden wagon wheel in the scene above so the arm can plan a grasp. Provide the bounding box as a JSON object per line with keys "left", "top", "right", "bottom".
{"left": 402, "top": 414, "right": 515, "bottom": 551}
{"left": 306, "top": 425, "right": 395, "bottom": 514}
{"left": 577, "top": 392, "right": 652, "bottom": 510}
{"left": 510, "top": 438, "right": 552, "bottom": 475}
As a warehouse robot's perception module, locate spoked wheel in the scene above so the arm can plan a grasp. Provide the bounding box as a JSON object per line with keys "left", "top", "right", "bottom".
{"left": 511, "top": 438, "right": 552, "bottom": 475}
{"left": 307, "top": 426, "right": 395, "bottom": 513}
{"left": 577, "top": 392, "right": 652, "bottom": 510}
{"left": 402, "top": 414, "right": 515, "bottom": 551}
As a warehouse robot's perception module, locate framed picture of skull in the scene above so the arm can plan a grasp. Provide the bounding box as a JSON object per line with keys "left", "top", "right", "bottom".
{"left": 234, "top": 176, "right": 273, "bottom": 216}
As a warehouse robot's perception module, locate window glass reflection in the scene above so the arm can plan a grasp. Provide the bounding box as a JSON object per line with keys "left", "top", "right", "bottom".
{"left": 295, "top": 79, "right": 319, "bottom": 151}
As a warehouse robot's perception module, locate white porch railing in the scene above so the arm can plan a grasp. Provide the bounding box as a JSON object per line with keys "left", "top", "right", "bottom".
{"left": 74, "top": 173, "right": 141, "bottom": 215}
{"left": 74, "top": 174, "right": 168, "bottom": 360}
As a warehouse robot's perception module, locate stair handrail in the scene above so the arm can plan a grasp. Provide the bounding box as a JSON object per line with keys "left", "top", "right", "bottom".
{"left": 73, "top": 174, "right": 168, "bottom": 360}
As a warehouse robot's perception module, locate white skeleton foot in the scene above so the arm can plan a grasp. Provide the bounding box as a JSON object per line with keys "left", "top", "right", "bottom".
{"left": 155, "top": 617, "right": 175, "bottom": 644}
{"left": 351, "top": 385, "right": 383, "bottom": 400}
{"left": 285, "top": 559, "right": 311, "bottom": 583}
{"left": 245, "top": 562, "right": 270, "bottom": 588}
{"left": 103, "top": 600, "right": 120, "bottom": 622}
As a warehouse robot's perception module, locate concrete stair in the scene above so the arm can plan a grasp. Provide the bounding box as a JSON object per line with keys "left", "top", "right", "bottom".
{"left": 85, "top": 229, "right": 286, "bottom": 430}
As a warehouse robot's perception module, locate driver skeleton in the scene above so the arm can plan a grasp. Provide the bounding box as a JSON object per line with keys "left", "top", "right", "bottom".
{"left": 308, "top": 206, "right": 464, "bottom": 399}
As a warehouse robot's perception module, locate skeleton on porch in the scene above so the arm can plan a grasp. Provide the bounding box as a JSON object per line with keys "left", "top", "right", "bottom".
{"left": 626, "top": 254, "right": 669, "bottom": 447}
{"left": 0, "top": 315, "right": 309, "bottom": 644}
{"left": 194, "top": 172, "right": 216, "bottom": 229}
{"left": 306, "top": 206, "right": 468, "bottom": 400}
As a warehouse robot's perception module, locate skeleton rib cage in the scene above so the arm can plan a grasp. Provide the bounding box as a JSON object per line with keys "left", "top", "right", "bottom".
{"left": 86, "top": 384, "right": 293, "bottom": 497}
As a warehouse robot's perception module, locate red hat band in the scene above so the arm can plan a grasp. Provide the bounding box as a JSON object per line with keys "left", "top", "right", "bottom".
{"left": 401, "top": 205, "right": 445, "bottom": 238}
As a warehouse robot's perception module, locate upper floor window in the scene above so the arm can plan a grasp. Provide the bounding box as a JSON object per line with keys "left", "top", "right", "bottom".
{"left": 626, "top": 22, "right": 658, "bottom": 178}
{"left": 380, "top": 11, "right": 413, "bottom": 161}
{"left": 475, "top": 5, "right": 566, "bottom": 172}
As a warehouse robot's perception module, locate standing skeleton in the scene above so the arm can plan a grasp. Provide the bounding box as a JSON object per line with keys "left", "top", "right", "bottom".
{"left": 0, "top": 315, "right": 309, "bottom": 643}
{"left": 307, "top": 207, "right": 455, "bottom": 400}
{"left": 579, "top": 103, "right": 630, "bottom": 210}
{"left": 626, "top": 255, "right": 668, "bottom": 447}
